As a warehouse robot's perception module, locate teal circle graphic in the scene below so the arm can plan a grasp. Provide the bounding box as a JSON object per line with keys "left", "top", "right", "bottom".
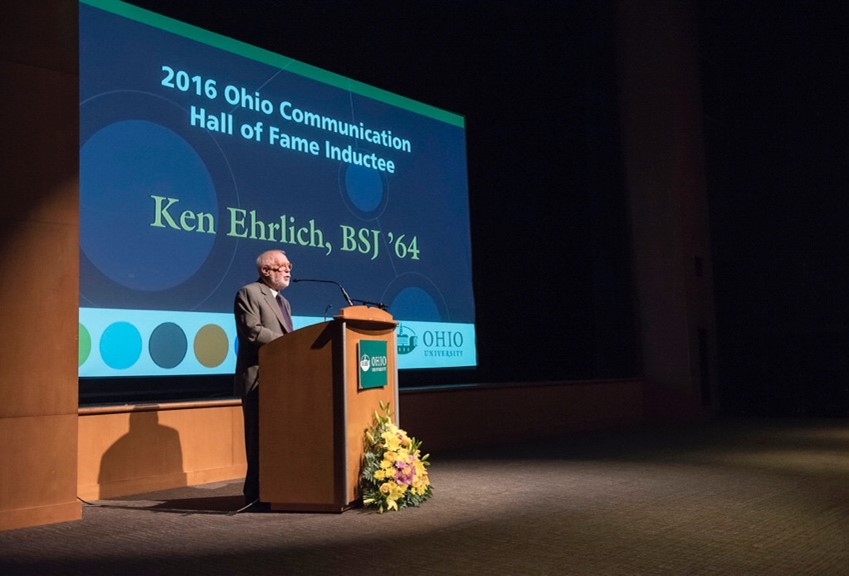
{"left": 100, "top": 321, "right": 143, "bottom": 370}
{"left": 149, "top": 322, "right": 188, "bottom": 369}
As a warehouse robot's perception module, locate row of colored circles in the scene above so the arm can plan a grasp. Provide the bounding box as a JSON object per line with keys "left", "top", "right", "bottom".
{"left": 78, "top": 321, "right": 230, "bottom": 370}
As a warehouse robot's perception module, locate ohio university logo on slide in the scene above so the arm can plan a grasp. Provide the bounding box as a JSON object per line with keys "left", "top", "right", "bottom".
{"left": 396, "top": 325, "right": 418, "bottom": 355}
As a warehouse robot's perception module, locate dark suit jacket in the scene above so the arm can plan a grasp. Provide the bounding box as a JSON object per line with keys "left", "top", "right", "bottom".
{"left": 233, "top": 280, "right": 292, "bottom": 397}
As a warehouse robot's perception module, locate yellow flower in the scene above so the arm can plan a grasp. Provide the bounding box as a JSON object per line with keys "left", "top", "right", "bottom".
{"left": 381, "top": 431, "right": 401, "bottom": 451}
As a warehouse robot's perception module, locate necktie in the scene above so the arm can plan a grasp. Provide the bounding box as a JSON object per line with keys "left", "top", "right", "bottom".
{"left": 276, "top": 293, "right": 293, "bottom": 332}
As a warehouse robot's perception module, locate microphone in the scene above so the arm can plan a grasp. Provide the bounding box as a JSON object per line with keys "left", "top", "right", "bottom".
{"left": 292, "top": 278, "right": 354, "bottom": 307}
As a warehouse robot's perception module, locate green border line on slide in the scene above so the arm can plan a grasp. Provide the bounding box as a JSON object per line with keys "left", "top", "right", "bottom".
{"left": 80, "top": 0, "right": 466, "bottom": 128}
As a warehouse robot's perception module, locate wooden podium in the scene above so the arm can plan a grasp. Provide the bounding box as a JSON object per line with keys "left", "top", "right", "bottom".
{"left": 257, "top": 305, "right": 398, "bottom": 512}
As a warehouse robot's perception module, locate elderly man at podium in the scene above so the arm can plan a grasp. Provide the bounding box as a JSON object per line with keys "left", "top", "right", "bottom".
{"left": 234, "top": 249, "right": 295, "bottom": 508}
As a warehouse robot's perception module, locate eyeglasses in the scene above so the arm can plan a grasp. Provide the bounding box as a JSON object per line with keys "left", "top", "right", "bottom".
{"left": 265, "top": 263, "right": 293, "bottom": 273}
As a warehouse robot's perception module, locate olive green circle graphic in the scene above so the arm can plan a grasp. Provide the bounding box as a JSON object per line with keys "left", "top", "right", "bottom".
{"left": 79, "top": 323, "right": 92, "bottom": 366}
{"left": 193, "top": 324, "right": 229, "bottom": 368}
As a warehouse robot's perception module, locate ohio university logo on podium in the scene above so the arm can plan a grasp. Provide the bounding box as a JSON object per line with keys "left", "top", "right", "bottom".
{"left": 358, "top": 340, "right": 389, "bottom": 389}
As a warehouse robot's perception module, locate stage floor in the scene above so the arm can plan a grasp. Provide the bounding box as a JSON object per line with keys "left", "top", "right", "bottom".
{"left": 2, "top": 417, "right": 848, "bottom": 575}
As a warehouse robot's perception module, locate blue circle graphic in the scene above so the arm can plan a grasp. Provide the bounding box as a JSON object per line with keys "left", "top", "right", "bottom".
{"left": 100, "top": 322, "right": 143, "bottom": 370}
{"left": 80, "top": 120, "right": 217, "bottom": 291}
{"left": 390, "top": 287, "right": 442, "bottom": 322}
{"left": 149, "top": 322, "right": 188, "bottom": 369}
{"left": 344, "top": 164, "right": 384, "bottom": 213}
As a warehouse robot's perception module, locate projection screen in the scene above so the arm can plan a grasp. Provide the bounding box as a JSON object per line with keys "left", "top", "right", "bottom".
{"left": 78, "top": 0, "right": 476, "bottom": 380}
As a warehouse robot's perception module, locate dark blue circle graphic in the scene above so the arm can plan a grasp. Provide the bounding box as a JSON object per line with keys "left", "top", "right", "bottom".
{"left": 389, "top": 287, "right": 442, "bottom": 322}
{"left": 344, "top": 164, "right": 385, "bottom": 213}
{"left": 80, "top": 120, "right": 217, "bottom": 291}
{"left": 149, "top": 322, "right": 188, "bottom": 369}
{"left": 100, "top": 322, "right": 143, "bottom": 370}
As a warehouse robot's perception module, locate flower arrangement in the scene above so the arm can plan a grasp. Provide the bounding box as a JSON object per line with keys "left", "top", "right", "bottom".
{"left": 360, "top": 401, "right": 432, "bottom": 512}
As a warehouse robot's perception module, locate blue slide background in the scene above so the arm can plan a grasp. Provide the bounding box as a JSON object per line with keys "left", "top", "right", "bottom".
{"left": 78, "top": 1, "right": 475, "bottom": 376}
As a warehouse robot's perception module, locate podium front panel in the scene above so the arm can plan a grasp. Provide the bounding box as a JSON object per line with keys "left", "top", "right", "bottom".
{"left": 258, "top": 309, "right": 398, "bottom": 512}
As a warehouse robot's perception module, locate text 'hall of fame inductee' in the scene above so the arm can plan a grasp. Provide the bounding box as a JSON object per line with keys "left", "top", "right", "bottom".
{"left": 233, "top": 249, "right": 294, "bottom": 507}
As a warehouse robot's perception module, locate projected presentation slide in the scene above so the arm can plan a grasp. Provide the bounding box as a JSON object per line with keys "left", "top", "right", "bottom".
{"left": 78, "top": 0, "right": 476, "bottom": 377}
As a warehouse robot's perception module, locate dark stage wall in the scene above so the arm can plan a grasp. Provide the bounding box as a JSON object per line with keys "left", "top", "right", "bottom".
{"left": 699, "top": 1, "right": 849, "bottom": 417}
